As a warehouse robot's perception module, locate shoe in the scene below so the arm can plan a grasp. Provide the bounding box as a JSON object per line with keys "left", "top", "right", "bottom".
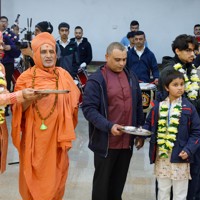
{"left": 79, "top": 102, "right": 83, "bottom": 108}
{"left": 5, "top": 110, "right": 9, "bottom": 116}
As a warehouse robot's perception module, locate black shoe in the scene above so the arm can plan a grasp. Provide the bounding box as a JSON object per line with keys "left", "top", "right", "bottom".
{"left": 5, "top": 110, "right": 10, "bottom": 116}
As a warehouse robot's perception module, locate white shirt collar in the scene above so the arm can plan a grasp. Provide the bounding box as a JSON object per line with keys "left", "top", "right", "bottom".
{"left": 134, "top": 46, "right": 145, "bottom": 58}
{"left": 75, "top": 37, "right": 83, "bottom": 45}
{"left": 59, "top": 39, "right": 70, "bottom": 48}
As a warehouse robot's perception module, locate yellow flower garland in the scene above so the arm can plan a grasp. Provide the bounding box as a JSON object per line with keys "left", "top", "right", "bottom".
{"left": 174, "top": 63, "right": 200, "bottom": 100}
{"left": 157, "top": 99, "right": 182, "bottom": 158}
{"left": 0, "top": 65, "right": 7, "bottom": 124}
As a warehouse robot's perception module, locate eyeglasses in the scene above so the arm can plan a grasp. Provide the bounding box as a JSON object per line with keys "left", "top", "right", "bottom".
{"left": 184, "top": 49, "right": 195, "bottom": 54}
{"left": 0, "top": 20, "right": 8, "bottom": 23}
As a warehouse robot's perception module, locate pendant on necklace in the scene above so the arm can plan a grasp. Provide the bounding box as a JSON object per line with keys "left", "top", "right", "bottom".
{"left": 40, "top": 120, "right": 47, "bottom": 130}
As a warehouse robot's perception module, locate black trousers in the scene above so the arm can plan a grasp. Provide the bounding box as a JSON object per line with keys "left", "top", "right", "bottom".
{"left": 4, "top": 62, "right": 14, "bottom": 91}
{"left": 187, "top": 150, "right": 200, "bottom": 200}
{"left": 92, "top": 149, "right": 133, "bottom": 200}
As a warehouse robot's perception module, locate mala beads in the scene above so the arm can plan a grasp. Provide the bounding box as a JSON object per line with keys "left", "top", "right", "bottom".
{"left": 32, "top": 67, "right": 58, "bottom": 130}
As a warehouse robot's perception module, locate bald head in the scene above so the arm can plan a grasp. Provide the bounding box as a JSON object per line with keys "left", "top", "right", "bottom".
{"left": 106, "top": 42, "right": 126, "bottom": 55}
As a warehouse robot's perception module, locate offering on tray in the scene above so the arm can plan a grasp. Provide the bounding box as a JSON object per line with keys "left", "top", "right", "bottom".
{"left": 34, "top": 89, "right": 70, "bottom": 94}
{"left": 119, "top": 126, "right": 152, "bottom": 136}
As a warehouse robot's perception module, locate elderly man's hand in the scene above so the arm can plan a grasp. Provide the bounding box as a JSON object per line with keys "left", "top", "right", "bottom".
{"left": 22, "top": 88, "right": 47, "bottom": 101}
{"left": 22, "top": 89, "right": 48, "bottom": 112}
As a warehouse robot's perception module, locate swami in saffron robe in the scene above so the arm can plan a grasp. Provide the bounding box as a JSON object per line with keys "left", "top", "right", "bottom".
{"left": 11, "top": 33, "right": 80, "bottom": 200}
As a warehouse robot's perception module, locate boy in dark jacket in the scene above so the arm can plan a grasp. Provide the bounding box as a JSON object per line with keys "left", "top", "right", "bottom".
{"left": 144, "top": 70, "right": 200, "bottom": 200}
{"left": 158, "top": 34, "right": 200, "bottom": 200}
{"left": 56, "top": 22, "right": 79, "bottom": 79}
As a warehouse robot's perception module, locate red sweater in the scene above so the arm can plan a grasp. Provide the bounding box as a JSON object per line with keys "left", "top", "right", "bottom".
{"left": 102, "top": 65, "right": 132, "bottom": 149}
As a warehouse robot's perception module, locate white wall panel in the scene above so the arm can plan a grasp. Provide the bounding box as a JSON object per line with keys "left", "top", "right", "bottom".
{"left": 1, "top": 0, "right": 200, "bottom": 62}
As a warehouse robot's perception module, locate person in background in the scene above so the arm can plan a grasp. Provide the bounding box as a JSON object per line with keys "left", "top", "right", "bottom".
{"left": 194, "top": 24, "right": 200, "bottom": 37}
{"left": 193, "top": 25, "right": 200, "bottom": 69}
{"left": 20, "top": 21, "right": 54, "bottom": 67}
{"left": 126, "top": 31, "right": 135, "bottom": 51}
{"left": 0, "top": 16, "right": 19, "bottom": 43}
{"left": 121, "top": 20, "right": 148, "bottom": 47}
{"left": 82, "top": 42, "right": 144, "bottom": 200}
{"left": 11, "top": 24, "right": 20, "bottom": 39}
{"left": 0, "top": 16, "right": 21, "bottom": 116}
{"left": 144, "top": 69, "right": 200, "bottom": 200}
{"left": 194, "top": 54, "right": 200, "bottom": 68}
{"left": 71, "top": 26, "right": 92, "bottom": 69}
{"left": 120, "top": 20, "right": 139, "bottom": 46}
{"left": 56, "top": 22, "right": 79, "bottom": 79}
{"left": 34, "top": 21, "right": 53, "bottom": 36}
{"left": 127, "top": 31, "right": 159, "bottom": 84}
{"left": 0, "top": 31, "right": 38, "bottom": 174}
{"left": 194, "top": 24, "right": 200, "bottom": 54}
{"left": 11, "top": 32, "right": 80, "bottom": 200}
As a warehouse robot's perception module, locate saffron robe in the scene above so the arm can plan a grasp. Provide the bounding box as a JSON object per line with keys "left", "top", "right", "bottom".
{"left": 0, "top": 63, "right": 24, "bottom": 173}
{"left": 11, "top": 66, "right": 80, "bottom": 200}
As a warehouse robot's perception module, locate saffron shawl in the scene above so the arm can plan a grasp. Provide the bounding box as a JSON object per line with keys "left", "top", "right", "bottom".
{"left": 11, "top": 32, "right": 80, "bottom": 199}
{"left": 0, "top": 63, "right": 24, "bottom": 173}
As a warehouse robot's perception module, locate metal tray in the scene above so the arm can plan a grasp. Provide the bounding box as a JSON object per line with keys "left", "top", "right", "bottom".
{"left": 119, "top": 126, "right": 152, "bottom": 136}
{"left": 35, "top": 89, "right": 70, "bottom": 94}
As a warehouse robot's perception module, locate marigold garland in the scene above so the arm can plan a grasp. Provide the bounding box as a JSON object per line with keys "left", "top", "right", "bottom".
{"left": 174, "top": 63, "right": 200, "bottom": 100}
{"left": 157, "top": 99, "right": 182, "bottom": 158}
{"left": 0, "top": 65, "right": 7, "bottom": 124}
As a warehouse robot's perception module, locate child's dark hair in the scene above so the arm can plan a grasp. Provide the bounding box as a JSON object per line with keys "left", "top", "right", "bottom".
{"left": 162, "top": 69, "right": 185, "bottom": 89}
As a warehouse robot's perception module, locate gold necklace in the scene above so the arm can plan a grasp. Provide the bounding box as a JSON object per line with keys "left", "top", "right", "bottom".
{"left": 0, "top": 64, "right": 7, "bottom": 125}
{"left": 32, "top": 67, "right": 58, "bottom": 130}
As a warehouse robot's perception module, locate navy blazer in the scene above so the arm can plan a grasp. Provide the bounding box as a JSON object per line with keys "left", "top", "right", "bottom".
{"left": 143, "top": 97, "right": 200, "bottom": 164}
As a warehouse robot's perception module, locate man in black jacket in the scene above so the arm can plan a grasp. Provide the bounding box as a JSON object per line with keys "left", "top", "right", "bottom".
{"left": 82, "top": 42, "right": 144, "bottom": 200}
{"left": 56, "top": 22, "right": 79, "bottom": 79}
{"left": 71, "top": 26, "right": 92, "bottom": 69}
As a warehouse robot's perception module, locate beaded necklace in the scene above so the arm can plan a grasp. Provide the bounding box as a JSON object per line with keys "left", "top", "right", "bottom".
{"left": 32, "top": 67, "right": 58, "bottom": 130}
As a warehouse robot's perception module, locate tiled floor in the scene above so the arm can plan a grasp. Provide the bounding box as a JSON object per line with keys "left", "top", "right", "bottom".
{"left": 0, "top": 110, "right": 156, "bottom": 200}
